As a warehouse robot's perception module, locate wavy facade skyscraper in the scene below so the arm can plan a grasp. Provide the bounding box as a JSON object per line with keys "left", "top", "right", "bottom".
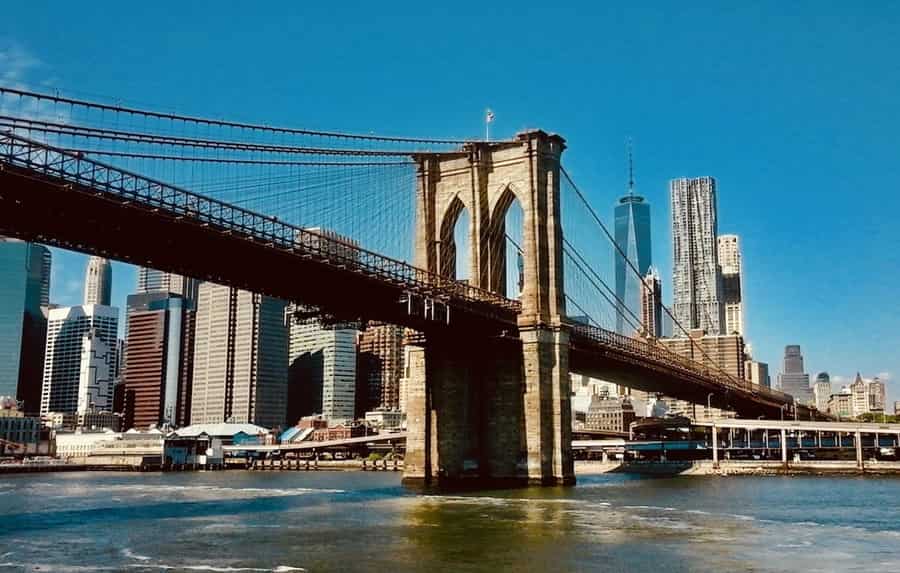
{"left": 670, "top": 177, "right": 724, "bottom": 335}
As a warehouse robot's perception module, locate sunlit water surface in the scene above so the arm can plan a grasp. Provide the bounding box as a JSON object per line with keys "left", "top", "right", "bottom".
{"left": 1, "top": 471, "right": 898, "bottom": 572}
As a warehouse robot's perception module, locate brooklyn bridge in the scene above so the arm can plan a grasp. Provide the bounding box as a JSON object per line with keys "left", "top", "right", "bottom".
{"left": 0, "top": 86, "right": 815, "bottom": 487}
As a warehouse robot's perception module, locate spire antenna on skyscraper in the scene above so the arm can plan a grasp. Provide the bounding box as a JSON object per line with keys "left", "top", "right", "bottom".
{"left": 627, "top": 138, "right": 635, "bottom": 196}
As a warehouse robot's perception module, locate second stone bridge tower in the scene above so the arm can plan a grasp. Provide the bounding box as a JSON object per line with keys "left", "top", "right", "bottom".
{"left": 404, "top": 130, "right": 574, "bottom": 487}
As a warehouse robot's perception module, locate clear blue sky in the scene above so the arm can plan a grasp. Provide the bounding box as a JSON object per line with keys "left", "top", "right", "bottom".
{"left": 2, "top": 2, "right": 898, "bottom": 403}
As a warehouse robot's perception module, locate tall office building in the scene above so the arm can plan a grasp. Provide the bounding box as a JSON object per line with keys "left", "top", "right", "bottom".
{"left": 614, "top": 147, "right": 652, "bottom": 334}
{"left": 39, "top": 248, "right": 51, "bottom": 308}
{"left": 812, "top": 372, "right": 832, "bottom": 412}
{"left": 639, "top": 268, "right": 662, "bottom": 338}
{"left": 76, "top": 329, "right": 115, "bottom": 414}
{"left": 849, "top": 373, "right": 869, "bottom": 417}
{"left": 717, "top": 234, "right": 743, "bottom": 336}
{"left": 83, "top": 257, "right": 112, "bottom": 306}
{"left": 867, "top": 376, "right": 886, "bottom": 414}
{"left": 136, "top": 267, "right": 199, "bottom": 304}
{"left": 745, "top": 360, "right": 770, "bottom": 388}
{"left": 659, "top": 330, "right": 745, "bottom": 421}
{"left": 190, "top": 283, "right": 287, "bottom": 429}
{"left": 0, "top": 238, "right": 51, "bottom": 413}
{"left": 777, "top": 345, "right": 811, "bottom": 405}
{"left": 40, "top": 305, "right": 119, "bottom": 415}
{"left": 670, "top": 177, "right": 724, "bottom": 335}
{"left": 122, "top": 293, "right": 195, "bottom": 430}
{"left": 287, "top": 309, "right": 357, "bottom": 425}
{"left": 357, "top": 323, "right": 404, "bottom": 413}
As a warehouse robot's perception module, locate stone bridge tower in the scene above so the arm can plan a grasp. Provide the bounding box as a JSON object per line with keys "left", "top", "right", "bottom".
{"left": 404, "top": 130, "right": 573, "bottom": 487}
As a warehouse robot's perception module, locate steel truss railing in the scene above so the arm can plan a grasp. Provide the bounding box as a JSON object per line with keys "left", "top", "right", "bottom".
{"left": 569, "top": 322, "right": 795, "bottom": 406}
{"left": 0, "top": 131, "right": 521, "bottom": 317}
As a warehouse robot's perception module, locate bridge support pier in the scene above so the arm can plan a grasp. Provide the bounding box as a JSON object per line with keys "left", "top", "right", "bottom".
{"left": 402, "top": 336, "right": 525, "bottom": 488}
{"left": 402, "top": 327, "right": 574, "bottom": 488}
{"left": 521, "top": 326, "right": 574, "bottom": 485}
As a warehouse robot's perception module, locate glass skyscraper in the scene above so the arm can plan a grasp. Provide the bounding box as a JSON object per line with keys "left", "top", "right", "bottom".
{"left": 614, "top": 190, "right": 652, "bottom": 335}
{"left": 0, "top": 237, "right": 51, "bottom": 412}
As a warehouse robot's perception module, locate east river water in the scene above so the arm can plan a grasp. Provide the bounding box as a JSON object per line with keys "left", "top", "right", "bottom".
{"left": 1, "top": 471, "right": 899, "bottom": 572}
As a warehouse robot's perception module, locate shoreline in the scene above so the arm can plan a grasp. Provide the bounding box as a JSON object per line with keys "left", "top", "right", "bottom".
{"left": 602, "top": 459, "right": 900, "bottom": 477}
{"left": 5, "top": 459, "right": 900, "bottom": 478}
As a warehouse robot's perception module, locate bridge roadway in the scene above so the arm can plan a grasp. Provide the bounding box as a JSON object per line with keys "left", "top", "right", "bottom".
{"left": 0, "top": 132, "right": 807, "bottom": 419}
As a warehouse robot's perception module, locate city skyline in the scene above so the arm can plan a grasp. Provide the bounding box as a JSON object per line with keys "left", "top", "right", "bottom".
{"left": 2, "top": 2, "right": 897, "bottom": 407}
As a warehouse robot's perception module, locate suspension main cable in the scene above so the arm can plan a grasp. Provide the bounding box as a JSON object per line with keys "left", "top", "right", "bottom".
{"left": 0, "top": 120, "right": 423, "bottom": 157}
{"left": 0, "top": 85, "right": 470, "bottom": 145}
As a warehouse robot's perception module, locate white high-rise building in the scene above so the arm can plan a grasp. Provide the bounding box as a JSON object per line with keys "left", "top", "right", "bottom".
{"left": 190, "top": 283, "right": 287, "bottom": 428}
{"left": 41, "top": 305, "right": 119, "bottom": 415}
{"left": 670, "top": 177, "right": 724, "bottom": 335}
{"left": 812, "top": 372, "right": 832, "bottom": 412}
{"left": 717, "top": 234, "right": 743, "bottom": 336}
{"left": 287, "top": 310, "right": 357, "bottom": 424}
{"left": 76, "top": 329, "right": 114, "bottom": 414}
{"left": 83, "top": 257, "right": 112, "bottom": 306}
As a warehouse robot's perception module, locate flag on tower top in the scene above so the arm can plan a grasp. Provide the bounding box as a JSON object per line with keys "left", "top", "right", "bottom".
{"left": 486, "top": 109, "right": 495, "bottom": 123}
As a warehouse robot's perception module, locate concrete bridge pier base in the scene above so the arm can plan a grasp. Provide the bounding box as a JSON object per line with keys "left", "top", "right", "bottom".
{"left": 401, "top": 336, "right": 525, "bottom": 489}
{"left": 521, "top": 326, "right": 574, "bottom": 486}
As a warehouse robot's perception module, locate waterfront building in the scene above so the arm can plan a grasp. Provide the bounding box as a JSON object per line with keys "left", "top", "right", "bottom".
{"left": 828, "top": 391, "right": 853, "bottom": 419}
{"left": 777, "top": 345, "right": 811, "bottom": 405}
{"left": 895, "top": 401, "right": 900, "bottom": 416}
{"left": 0, "top": 237, "right": 51, "bottom": 413}
{"left": 571, "top": 374, "right": 621, "bottom": 424}
{"left": 639, "top": 268, "right": 662, "bottom": 338}
{"left": 867, "top": 377, "right": 886, "bottom": 414}
{"left": 122, "top": 293, "right": 195, "bottom": 430}
{"left": 717, "top": 234, "right": 743, "bottom": 336}
{"left": 54, "top": 428, "right": 120, "bottom": 459}
{"left": 83, "top": 257, "right": 112, "bottom": 306}
{"left": 745, "top": 360, "right": 771, "bottom": 388}
{"left": 190, "top": 283, "right": 288, "bottom": 429}
{"left": 812, "top": 372, "right": 832, "bottom": 412}
{"left": 364, "top": 408, "right": 405, "bottom": 431}
{"left": 41, "top": 305, "right": 119, "bottom": 415}
{"left": 670, "top": 177, "right": 724, "bottom": 335}
{"left": 0, "top": 397, "right": 41, "bottom": 455}
{"left": 287, "top": 308, "right": 357, "bottom": 425}
{"left": 614, "top": 149, "right": 652, "bottom": 335}
{"left": 77, "top": 410, "right": 121, "bottom": 431}
{"left": 585, "top": 391, "right": 636, "bottom": 433}
{"left": 849, "top": 373, "right": 868, "bottom": 417}
{"left": 136, "top": 267, "right": 199, "bottom": 304}
{"left": 356, "top": 323, "right": 404, "bottom": 413}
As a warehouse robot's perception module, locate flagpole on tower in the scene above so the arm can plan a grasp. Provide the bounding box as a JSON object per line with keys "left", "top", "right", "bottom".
{"left": 485, "top": 108, "right": 494, "bottom": 142}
